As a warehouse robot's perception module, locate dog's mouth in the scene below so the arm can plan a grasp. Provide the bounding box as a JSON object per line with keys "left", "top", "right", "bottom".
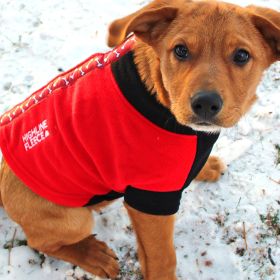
{"left": 188, "top": 117, "right": 222, "bottom": 133}
{"left": 172, "top": 110, "right": 222, "bottom": 133}
{"left": 195, "top": 121, "right": 212, "bottom": 126}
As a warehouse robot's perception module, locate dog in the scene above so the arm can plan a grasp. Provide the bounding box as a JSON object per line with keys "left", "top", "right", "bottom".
{"left": 0, "top": 0, "right": 279, "bottom": 279}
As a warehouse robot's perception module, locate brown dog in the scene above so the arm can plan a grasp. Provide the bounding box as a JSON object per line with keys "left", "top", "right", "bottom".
{"left": 0, "top": 0, "right": 279, "bottom": 279}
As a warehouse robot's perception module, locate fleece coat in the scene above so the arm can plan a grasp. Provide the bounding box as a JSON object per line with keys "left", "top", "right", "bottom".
{"left": 0, "top": 36, "right": 219, "bottom": 215}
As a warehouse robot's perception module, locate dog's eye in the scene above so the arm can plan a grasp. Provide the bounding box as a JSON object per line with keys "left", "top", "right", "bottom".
{"left": 174, "top": 45, "right": 189, "bottom": 60}
{"left": 233, "top": 49, "right": 250, "bottom": 66}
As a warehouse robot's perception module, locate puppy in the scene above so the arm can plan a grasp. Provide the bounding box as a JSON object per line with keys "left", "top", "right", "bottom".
{"left": 0, "top": 1, "right": 279, "bottom": 279}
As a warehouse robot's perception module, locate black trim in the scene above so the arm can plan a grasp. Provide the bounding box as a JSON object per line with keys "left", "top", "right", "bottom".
{"left": 111, "top": 51, "right": 196, "bottom": 135}
{"left": 84, "top": 191, "right": 124, "bottom": 206}
{"left": 125, "top": 186, "right": 182, "bottom": 216}
{"left": 183, "top": 131, "right": 219, "bottom": 187}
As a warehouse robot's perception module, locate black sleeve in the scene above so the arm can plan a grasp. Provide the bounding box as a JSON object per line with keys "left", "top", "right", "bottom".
{"left": 124, "top": 186, "right": 183, "bottom": 216}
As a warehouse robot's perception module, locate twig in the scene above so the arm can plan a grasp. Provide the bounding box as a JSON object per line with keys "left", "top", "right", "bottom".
{"left": 242, "top": 222, "right": 248, "bottom": 251}
{"left": 8, "top": 228, "right": 17, "bottom": 266}
{"left": 254, "top": 263, "right": 265, "bottom": 272}
{"left": 198, "top": 207, "right": 208, "bottom": 212}
{"left": 236, "top": 197, "right": 242, "bottom": 209}
{"left": 268, "top": 248, "right": 276, "bottom": 266}
{"left": 269, "top": 177, "right": 280, "bottom": 185}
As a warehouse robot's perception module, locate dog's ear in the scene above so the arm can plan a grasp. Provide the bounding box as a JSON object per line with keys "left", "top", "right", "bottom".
{"left": 247, "top": 6, "right": 280, "bottom": 62}
{"left": 107, "top": 1, "right": 179, "bottom": 47}
{"left": 124, "top": 7, "right": 178, "bottom": 45}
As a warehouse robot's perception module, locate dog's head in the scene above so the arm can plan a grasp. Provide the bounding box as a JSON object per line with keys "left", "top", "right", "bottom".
{"left": 108, "top": 0, "right": 280, "bottom": 132}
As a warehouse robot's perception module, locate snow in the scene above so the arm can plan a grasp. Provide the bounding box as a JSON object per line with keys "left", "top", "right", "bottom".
{"left": 0, "top": 0, "right": 279, "bottom": 279}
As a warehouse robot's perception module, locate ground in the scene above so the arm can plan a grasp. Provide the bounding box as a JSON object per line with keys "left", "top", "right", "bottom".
{"left": 0, "top": 0, "right": 280, "bottom": 279}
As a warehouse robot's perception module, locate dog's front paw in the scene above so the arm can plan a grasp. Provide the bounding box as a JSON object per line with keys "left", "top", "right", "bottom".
{"left": 195, "top": 156, "right": 226, "bottom": 182}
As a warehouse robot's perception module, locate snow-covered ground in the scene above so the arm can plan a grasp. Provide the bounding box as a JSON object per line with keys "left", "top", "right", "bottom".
{"left": 0, "top": 0, "right": 280, "bottom": 279}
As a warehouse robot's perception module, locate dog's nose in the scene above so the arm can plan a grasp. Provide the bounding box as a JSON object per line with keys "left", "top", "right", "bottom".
{"left": 191, "top": 91, "right": 223, "bottom": 119}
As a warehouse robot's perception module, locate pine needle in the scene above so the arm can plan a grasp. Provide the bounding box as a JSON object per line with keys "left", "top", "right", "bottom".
{"left": 8, "top": 228, "right": 17, "bottom": 266}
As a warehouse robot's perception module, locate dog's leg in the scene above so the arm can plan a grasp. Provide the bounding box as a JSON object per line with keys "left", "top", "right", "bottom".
{"left": 0, "top": 162, "right": 119, "bottom": 279}
{"left": 195, "top": 156, "right": 226, "bottom": 182}
{"left": 125, "top": 203, "right": 177, "bottom": 280}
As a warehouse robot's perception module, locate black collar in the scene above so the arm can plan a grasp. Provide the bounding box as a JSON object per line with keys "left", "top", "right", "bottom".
{"left": 111, "top": 51, "right": 196, "bottom": 135}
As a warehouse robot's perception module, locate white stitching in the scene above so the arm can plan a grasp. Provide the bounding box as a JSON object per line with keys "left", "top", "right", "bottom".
{"left": 62, "top": 77, "right": 69, "bottom": 85}
{"left": 95, "top": 57, "right": 103, "bottom": 68}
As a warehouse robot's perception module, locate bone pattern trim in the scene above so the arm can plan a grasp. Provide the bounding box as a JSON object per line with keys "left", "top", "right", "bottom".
{"left": 0, "top": 36, "right": 136, "bottom": 126}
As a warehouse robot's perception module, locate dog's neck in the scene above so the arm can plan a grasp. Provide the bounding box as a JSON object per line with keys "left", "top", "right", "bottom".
{"left": 133, "top": 42, "right": 171, "bottom": 108}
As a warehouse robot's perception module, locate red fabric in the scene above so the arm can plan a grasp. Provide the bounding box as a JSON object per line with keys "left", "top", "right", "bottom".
{"left": 0, "top": 37, "right": 197, "bottom": 207}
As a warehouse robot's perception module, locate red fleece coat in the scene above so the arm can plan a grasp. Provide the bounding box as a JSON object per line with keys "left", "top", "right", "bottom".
{"left": 0, "top": 36, "right": 219, "bottom": 215}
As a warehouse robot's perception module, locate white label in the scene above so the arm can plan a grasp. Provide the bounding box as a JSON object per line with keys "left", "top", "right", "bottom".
{"left": 22, "top": 120, "right": 50, "bottom": 151}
